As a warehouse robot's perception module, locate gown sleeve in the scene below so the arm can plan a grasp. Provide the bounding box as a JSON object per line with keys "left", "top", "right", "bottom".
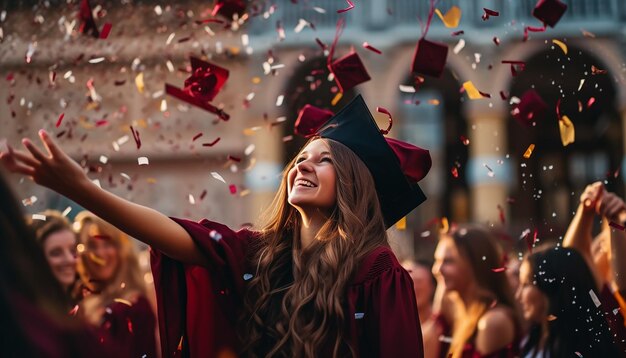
{"left": 350, "top": 247, "right": 424, "bottom": 358}
{"left": 150, "top": 218, "right": 256, "bottom": 358}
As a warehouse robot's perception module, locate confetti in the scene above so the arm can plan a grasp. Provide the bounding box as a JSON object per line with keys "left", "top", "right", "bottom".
{"left": 501, "top": 60, "right": 526, "bottom": 77}
{"left": 331, "top": 92, "right": 343, "bottom": 106}
{"left": 337, "top": 0, "right": 355, "bottom": 13}
{"left": 523, "top": 144, "right": 535, "bottom": 158}
{"left": 399, "top": 85, "right": 416, "bottom": 93}
{"left": 229, "top": 184, "right": 237, "bottom": 194}
{"left": 591, "top": 65, "right": 607, "bottom": 75}
{"left": 203, "top": 137, "right": 221, "bottom": 147}
{"left": 354, "top": 312, "right": 365, "bottom": 319}
{"left": 362, "top": 42, "right": 382, "bottom": 55}
{"left": 22, "top": 196, "right": 37, "bottom": 206}
{"left": 558, "top": 115, "right": 575, "bottom": 146}
{"left": 189, "top": 194, "right": 195, "bottom": 205}
{"left": 130, "top": 126, "right": 141, "bottom": 149}
{"left": 462, "top": 81, "right": 487, "bottom": 100}
{"left": 62, "top": 206, "right": 72, "bottom": 217}
{"left": 434, "top": 6, "right": 461, "bottom": 28}
{"left": 589, "top": 289, "right": 601, "bottom": 307}
{"left": 453, "top": 39, "right": 465, "bottom": 54}
{"left": 460, "top": 135, "right": 469, "bottom": 145}
{"left": 211, "top": 172, "right": 226, "bottom": 184}
{"left": 135, "top": 73, "right": 144, "bottom": 94}
{"left": 484, "top": 163, "right": 494, "bottom": 177}
{"left": 609, "top": 221, "right": 625, "bottom": 231}
{"left": 99, "top": 23, "right": 112, "bottom": 39}
{"left": 56, "top": 113, "right": 65, "bottom": 128}
{"left": 243, "top": 273, "right": 253, "bottom": 281}
{"left": 552, "top": 39, "right": 567, "bottom": 54}
{"left": 192, "top": 133, "right": 203, "bottom": 141}
{"left": 114, "top": 298, "right": 133, "bottom": 306}
{"left": 481, "top": 8, "right": 499, "bottom": 21}
{"left": 491, "top": 267, "right": 506, "bottom": 273}
{"left": 32, "top": 214, "right": 46, "bottom": 221}
{"left": 138, "top": 157, "right": 149, "bottom": 165}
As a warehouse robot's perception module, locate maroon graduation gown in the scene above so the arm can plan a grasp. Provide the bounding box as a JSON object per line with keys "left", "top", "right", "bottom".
{"left": 151, "top": 218, "right": 424, "bottom": 357}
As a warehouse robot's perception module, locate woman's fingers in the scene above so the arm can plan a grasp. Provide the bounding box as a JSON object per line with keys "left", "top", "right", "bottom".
{"left": 39, "top": 130, "right": 64, "bottom": 159}
{"left": 0, "top": 152, "right": 35, "bottom": 176}
{"left": 10, "top": 148, "right": 41, "bottom": 168}
{"left": 22, "top": 138, "right": 48, "bottom": 163}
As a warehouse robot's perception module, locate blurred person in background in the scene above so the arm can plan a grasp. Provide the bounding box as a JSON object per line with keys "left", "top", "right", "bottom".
{"left": 403, "top": 259, "right": 442, "bottom": 358}
{"left": 432, "top": 224, "right": 521, "bottom": 357}
{"left": 0, "top": 170, "right": 119, "bottom": 357}
{"left": 28, "top": 209, "right": 82, "bottom": 307}
{"left": 561, "top": 181, "right": 626, "bottom": 355}
{"left": 74, "top": 211, "right": 157, "bottom": 358}
{"left": 517, "top": 246, "right": 621, "bottom": 357}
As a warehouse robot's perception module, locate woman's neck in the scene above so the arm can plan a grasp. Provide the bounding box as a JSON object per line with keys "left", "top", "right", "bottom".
{"left": 457, "top": 282, "right": 479, "bottom": 309}
{"left": 418, "top": 304, "right": 433, "bottom": 323}
{"left": 298, "top": 211, "right": 325, "bottom": 249}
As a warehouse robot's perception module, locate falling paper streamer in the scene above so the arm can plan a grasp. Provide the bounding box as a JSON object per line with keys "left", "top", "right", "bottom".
{"left": 559, "top": 115, "right": 575, "bottom": 146}
{"left": 435, "top": 6, "right": 461, "bottom": 28}
{"left": 552, "top": 39, "right": 568, "bottom": 55}
{"left": 135, "top": 73, "right": 144, "bottom": 94}
{"left": 523, "top": 144, "right": 535, "bottom": 158}
{"left": 462, "top": 81, "right": 485, "bottom": 100}
{"left": 211, "top": 172, "right": 226, "bottom": 184}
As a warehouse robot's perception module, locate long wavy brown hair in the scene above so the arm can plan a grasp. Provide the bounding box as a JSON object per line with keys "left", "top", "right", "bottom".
{"left": 239, "top": 138, "right": 389, "bottom": 357}
{"left": 445, "top": 225, "right": 519, "bottom": 357}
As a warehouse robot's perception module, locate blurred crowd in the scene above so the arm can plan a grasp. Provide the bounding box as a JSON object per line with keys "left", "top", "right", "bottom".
{"left": 1, "top": 170, "right": 625, "bottom": 357}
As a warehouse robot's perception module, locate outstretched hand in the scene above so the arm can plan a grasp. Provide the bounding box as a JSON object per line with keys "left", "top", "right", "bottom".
{"left": 0, "top": 130, "right": 89, "bottom": 198}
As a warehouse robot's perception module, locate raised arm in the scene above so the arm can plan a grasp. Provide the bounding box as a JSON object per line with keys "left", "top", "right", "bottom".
{"left": 597, "top": 191, "right": 626, "bottom": 294}
{"left": 563, "top": 182, "right": 604, "bottom": 289}
{"left": 1, "top": 130, "right": 207, "bottom": 266}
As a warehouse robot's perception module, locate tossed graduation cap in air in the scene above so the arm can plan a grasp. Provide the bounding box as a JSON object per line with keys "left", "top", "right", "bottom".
{"left": 296, "top": 95, "right": 432, "bottom": 228}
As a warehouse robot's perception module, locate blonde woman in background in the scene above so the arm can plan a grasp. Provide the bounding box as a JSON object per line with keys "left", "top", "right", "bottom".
{"left": 28, "top": 210, "right": 82, "bottom": 307}
{"left": 74, "top": 211, "right": 157, "bottom": 358}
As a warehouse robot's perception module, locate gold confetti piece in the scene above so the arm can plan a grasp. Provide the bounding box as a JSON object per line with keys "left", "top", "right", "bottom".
{"left": 114, "top": 298, "right": 133, "bottom": 306}
{"left": 523, "top": 144, "right": 535, "bottom": 158}
{"left": 251, "top": 77, "right": 261, "bottom": 84}
{"left": 146, "top": 178, "right": 157, "bottom": 184}
{"left": 396, "top": 216, "right": 407, "bottom": 230}
{"left": 441, "top": 217, "right": 449, "bottom": 234}
{"left": 435, "top": 6, "right": 461, "bottom": 28}
{"left": 135, "top": 72, "right": 144, "bottom": 94}
{"left": 559, "top": 115, "right": 575, "bottom": 146}
{"left": 331, "top": 92, "right": 343, "bottom": 106}
{"left": 428, "top": 99, "right": 440, "bottom": 105}
{"left": 547, "top": 314, "right": 558, "bottom": 321}
{"left": 552, "top": 39, "right": 567, "bottom": 55}
{"left": 462, "top": 81, "right": 484, "bottom": 100}
{"left": 88, "top": 252, "right": 106, "bottom": 266}
{"left": 239, "top": 189, "right": 251, "bottom": 197}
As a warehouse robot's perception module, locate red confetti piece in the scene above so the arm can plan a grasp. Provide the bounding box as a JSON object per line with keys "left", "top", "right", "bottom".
{"left": 609, "top": 221, "right": 625, "bottom": 231}
{"left": 202, "top": 137, "right": 221, "bottom": 147}
{"left": 337, "top": 0, "right": 354, "bottom": 13}
{"left": 502, "top": 60, "right": 526, "bottom": 77}
{"left": 56, "top": 130, "right": 66, "bottom": 138}
{"left": 130, "top": 126, "right": 141, "bottom": 149}
{"left": 127, "top": 318, "right": 133, "bottom": 333}
{"left": 229, "top": 184, "right": 237, "bottom": 194}
{"left": 376, "top": 107, "right": 393, "bottom": 135}
{"left": 460, "top": 135, "right": 470, "bottom": 145}
{"left": 99, "top": 23, "right": 112, "bottom": 39}
{"left": 56, "top": 113, "right": 65, "bottom": 128}
{"left": 95, "top": 120, "right": 109, "bottom": 127}
{"left": 499, "top": 91, "right": 508, "bottom": 100}
{"left": 362, "top": 42, "right": 382, "bottom": 54}
{"left": 228, "top": 155, "right": 241, "bottom": 162}
{"left": 591, "top": 65, "right": 607, "bottom": 75}
{"left": 199, "top": 190, "right": 207, "bottom": 200}
{"left": 451, "top": 30, "right": 464, "bottom": 36}
{"left": 114, "top": 80, "right": 126, "bottom": 86}
{"left": 482, "top": 8, "right": 499, "bottom": 21}
{"left": 451, "top": 167, "right": 459, "bottom": 178}
{"left": 315, "top": 38, "right": 327, "bottom": 50}
{"left": 587, "top": 97, "right": 595, "bottom": 108}
{"left": 68, "top": 305, "right": 79, "bottom": 316}
{"left": 195, "top": 18, "right": 225, "bottom": 24}
{"left": 91, "top": 234, "right": 112, "bottom": 240}
{"left": 493, "top": 37, "right": 500, "bottom": 46}
{"left": 491, "top": 267, "right": 506, "bottom": 273}
{"left": 523, "top": 25, "right": 546, "bottom": 42}
{"left": 192, "top": 133, "right": 203, "bottom": 141}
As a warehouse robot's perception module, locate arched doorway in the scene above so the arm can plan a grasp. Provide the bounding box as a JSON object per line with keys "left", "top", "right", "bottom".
{"left": 507, "top": 46, "right": 622, "bottom": 237}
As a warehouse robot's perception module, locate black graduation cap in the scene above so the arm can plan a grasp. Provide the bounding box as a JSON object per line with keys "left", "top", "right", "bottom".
{"left": 315, "top": 95, "right": 431, "bottom": 228}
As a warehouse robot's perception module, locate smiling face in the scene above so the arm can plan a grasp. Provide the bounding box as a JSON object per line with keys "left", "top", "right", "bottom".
{"left": 43, "top": 229, "right": 78, "bottom": 290}
{"left": 287, "top": 139, "right": 337, "bottom": 216}
{"left": 432, "top": 237, "right": 474, "bottom": 294}
{"left": 516, "top": 260, "right": 549, "bottom": 323}
{"left": 80, "top": 222, "right": 120, "bottom": 283}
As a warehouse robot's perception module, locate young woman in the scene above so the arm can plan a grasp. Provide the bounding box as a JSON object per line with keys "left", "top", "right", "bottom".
{"left": 1, "top": 95, "right": 431, "bottom": 357}
{"left": 517, "top": 247, "right": 620, "bottom": 357}
{"left": 0, "top": 172, "right": 120, "bottom": 357}
{"left": 28, "top": 210, "right": 81, "bottom": 306}
{"left": 432, "top": 225, "right": 520, "bottom": 358}
{"left": 74, "top": 211, "right": 157, "bottom": 358}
